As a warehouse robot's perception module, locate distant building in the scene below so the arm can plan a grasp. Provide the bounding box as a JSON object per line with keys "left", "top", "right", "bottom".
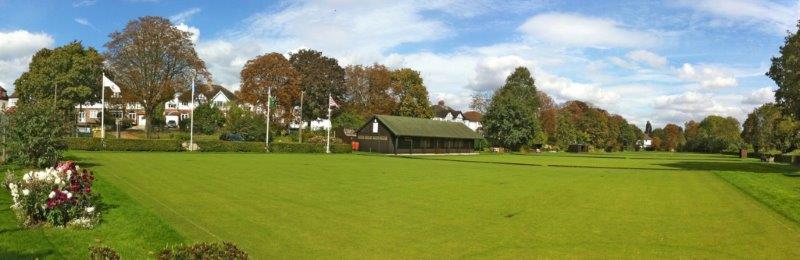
{"left": 0, "top": 84, "right": 8, "bottom": 111}
{"left": 356, "top": 115, "right": 482, "bottom": 154}
{"left": 431, "top": 101, "right": 483, "bottom": 132}
{"left": 637, "top": 134, "right": 653, "bottom": 150}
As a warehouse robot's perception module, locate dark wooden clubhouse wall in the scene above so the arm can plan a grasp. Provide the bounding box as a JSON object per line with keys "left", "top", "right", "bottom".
{"left": 356, "top": 118, "right": 475, "bottom": 154}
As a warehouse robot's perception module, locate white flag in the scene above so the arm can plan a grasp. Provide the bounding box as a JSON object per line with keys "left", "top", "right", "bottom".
{"left": 102, "top": 74, "right": 121, "bottom": 94}
{"left": 329, "top": 95, "right": 339, "bottom": 108}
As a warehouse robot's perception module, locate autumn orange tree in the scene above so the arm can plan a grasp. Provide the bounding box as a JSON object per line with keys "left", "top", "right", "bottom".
{"left": 343, "top": 64, "right": 396, "bottom": 118}
{"left": 391, "top": 68, "right": 433, "bottom": 118}
{"left": 239, "top": 52, "right": 301, "bottom": 125}
{"left": 105, "top": 16, "right": 209, "bottom": 138}
{"left": 663, "top": 123, "right": 685, "bottom": 151}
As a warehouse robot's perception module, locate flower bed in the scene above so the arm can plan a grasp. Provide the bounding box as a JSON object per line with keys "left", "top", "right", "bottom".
{"left": 5, "top": 161, "right": 99, "bottom": 228}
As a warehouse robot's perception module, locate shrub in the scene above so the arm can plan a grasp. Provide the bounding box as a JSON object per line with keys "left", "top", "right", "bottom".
{"left": 195, "top": 141, "right": 265, "bottom": 152}
{"left": 89, "top": 245, "right": 120, "bottom": 260}
{"left": 269, "top": 143, "right": 351, "bottom": 153}
{"left": 157, "top": 241, "right": 248, "bottom": 260}
{"left": 3, "top": 100, "right": 67, "bottom": 167}
{"left": 65, "top": 138, "right": 182, "bottom": 152}
{"left": 7, "top": 161, "right": 99, "bottom": 227}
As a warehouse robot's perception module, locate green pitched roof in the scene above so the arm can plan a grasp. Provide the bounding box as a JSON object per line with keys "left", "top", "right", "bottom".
{"left": 374, "top": 115, "right": 482, "bottom": 139}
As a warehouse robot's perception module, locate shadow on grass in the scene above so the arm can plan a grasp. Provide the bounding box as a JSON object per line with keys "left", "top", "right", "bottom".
{"left": 0, "top": 250, "right": 55, "bottom": 259}
{"left": 658, "top": 161, "right": 799, "bottom": 174}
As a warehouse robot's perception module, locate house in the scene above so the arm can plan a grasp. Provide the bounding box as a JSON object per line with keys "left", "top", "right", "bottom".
{"left": 637, "top": 134, "right": 653, "bottom": 150}
{"left": 0, "top": 84, "right": 8, "bottom": 111}
{"left": 433, "top": 109, "right": 483, "bottom": 132}
{"left": 7, "top": 91, "right": 17, "bottom": 111}
{"left": 356, "top": 115, "right": 482, "bottom": 154}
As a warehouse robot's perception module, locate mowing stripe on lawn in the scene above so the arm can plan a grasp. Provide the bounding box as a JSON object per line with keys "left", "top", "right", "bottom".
{"left": 102, "top": 168, "right": 223, "bottom": 241}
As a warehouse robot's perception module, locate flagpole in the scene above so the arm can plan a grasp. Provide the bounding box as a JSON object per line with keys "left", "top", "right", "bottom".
{"left": 101, "top": 73, "right": 105, "bottom": 140}
{"left": 299, "top": 90, "right": 304, "bottom": 143}
{"left": 265, "top": 86, "right": 271, "bottom": 151}
{"left": 189, "top": 79, "right": 195, "bottom": 151}
{"left": 326, "top": 93, "right": 332, "bottom": 154}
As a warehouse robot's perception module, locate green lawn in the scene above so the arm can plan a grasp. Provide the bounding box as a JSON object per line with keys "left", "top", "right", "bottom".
{"left": 4, "top": 151, "right": 800, "bottom": 258}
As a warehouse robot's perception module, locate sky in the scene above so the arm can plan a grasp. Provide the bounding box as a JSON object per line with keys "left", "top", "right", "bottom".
{"left": 0, "top": 0, "right": 798, "bottom": 128}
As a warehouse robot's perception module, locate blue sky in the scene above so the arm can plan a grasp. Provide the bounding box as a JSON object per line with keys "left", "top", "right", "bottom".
{"left": 0, "top": 0, "right": 798, "bottom": 127}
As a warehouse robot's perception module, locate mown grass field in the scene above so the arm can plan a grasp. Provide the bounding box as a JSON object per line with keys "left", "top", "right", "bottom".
{"left": 4, "top": 151, "right": 800, "bottom": 258}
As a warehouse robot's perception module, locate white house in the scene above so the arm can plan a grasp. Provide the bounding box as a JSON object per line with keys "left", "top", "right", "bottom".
{"left": 433, "top": 109, "right": 483, "bottom": 132}
{"left": 0, "top": 84, "right": 9, "bottom": 111}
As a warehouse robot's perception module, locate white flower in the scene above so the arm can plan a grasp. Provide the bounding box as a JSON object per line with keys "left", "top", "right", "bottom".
{"left": 22, "top": 173, "right": 32, "bottom": 183}
{"left": 48, "top": 191, "right": 56, "bottom": 199}
{"left": 65, "top": 191, "right": 72, "bottom": 199}
{"left": 54, "top": 177, "right": 61, "bottom": 185}
{"left": 85, "top": 207, "right": 95, "bottom": 213}
{"left": 22, "top": 189, "right": 30, "bottom": 196}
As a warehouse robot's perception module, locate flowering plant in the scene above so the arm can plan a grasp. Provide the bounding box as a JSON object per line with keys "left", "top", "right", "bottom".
{"left": 6, "top": 161, "right": 99, "bottom": 228}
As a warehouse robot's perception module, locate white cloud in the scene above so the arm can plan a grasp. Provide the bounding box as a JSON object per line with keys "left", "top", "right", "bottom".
{"left": 537, "top": 73, "right": 620, "bottom": 107}
{"left": 676, "top": 0, "right": 800, "bottom": 34}
{"left": 170, "top": 7, "right": 201, "bottom": 24}
{"left": 197, "top": 1, "right": 453, "bottom": 90}
{"left": 677, "top": 63, "right": 737, "bottom": 88}
{"left": 0, "top": 30, "right": 54, "bottom": 93}
{"left": 74, "top": 18, "right": 98, "bottom": 31}
{"left": 466, "top": 55, "right": 532, "bottom": 92}
{"left": 742, "top": 87, "right": 774, "bottom": 105}
{"left": 518, "top": 12, "right": 660, "bottom": 49}
{"left": 626, "top": 50, "right": 667, "bottom": 68}
{"left": 652, "top": 91, "right": 749, "bottom": 125}
{"left": 72, "top": 0, "right": 96, "bottom": 7}
{"left": 175, "top": 23, "right": 200, "bottom": 44}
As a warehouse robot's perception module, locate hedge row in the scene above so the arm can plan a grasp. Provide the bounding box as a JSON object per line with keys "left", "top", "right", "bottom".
{"left": 268, "top": 142, "right": 351, "bottom": 153}
{"left": 65, "top": 138, "right": 182, "bottom": 151}
{"left": 65, "top": 138, "right": 352, "bottom": 153}
{"left": 194, "top": 141, "right": 265, "bottom": 152}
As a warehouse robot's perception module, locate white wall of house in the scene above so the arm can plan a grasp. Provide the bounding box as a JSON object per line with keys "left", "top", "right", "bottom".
{"left": 433, "top": 111, "right": 482, "bottom": 131}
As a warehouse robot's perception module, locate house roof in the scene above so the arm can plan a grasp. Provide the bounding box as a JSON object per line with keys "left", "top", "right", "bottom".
{"left": 371, "top": 115, "right": 482, "bottom": 139}
{"left": 463, "top": 111, "right": 482, "bottom": 122}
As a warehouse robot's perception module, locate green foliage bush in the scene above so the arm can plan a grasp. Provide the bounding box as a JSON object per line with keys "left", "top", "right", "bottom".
{"left": 195, "top": 141, "right": 265, "bottom": 152}
{"left": 269, "top": 143, "right": 351, "bottom": 153}
{"left": 65, "top": 138, "right": 182, "bottom": 151}
{"left": 157, "top": 241, "right": 248, "bottom": 260}
{"left": 3, "top": 100, "right": 67, "bottom": 167}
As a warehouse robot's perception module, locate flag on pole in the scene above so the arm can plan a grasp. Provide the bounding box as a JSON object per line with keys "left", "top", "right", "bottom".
{"left": 102, "top": 74, "right": 121, "bottom": 94}
{"left": 329, "top": 96, "right": 339, "bottom": 109}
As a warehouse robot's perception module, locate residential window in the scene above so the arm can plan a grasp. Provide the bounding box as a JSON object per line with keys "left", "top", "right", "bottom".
{"left": 128, "top": 112, "right": 136, "bottom": 119}
{"left": 168, "top": 103, "right": 177, "bottom": 109}
{"left": 181, "top": 113, "right": 189, "bottom": 120}
{"left": 89, "top": 111, "right": 98, "bottom": 119}
{"left": 215, "top": 101, "right": 224, "bottom": 107}
{"left": 79, "top": 111, "right": 85, "bottom": 119}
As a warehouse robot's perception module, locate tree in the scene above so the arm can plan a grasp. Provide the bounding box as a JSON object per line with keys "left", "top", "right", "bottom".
{"left": 3, "top": 100, "right": 66, "bottom": 167}
{"left": 391, "top": 68, "right": 433, "bottom": 118}
{"left": 343, "top": 64, "right": 396, "bottom": 117}
{"left": 770, "top": 20, "right": 800, "bottom": 119}
{"left": 105, "top": 16, "right": 209, "bottom": 138}
{"left": 483, "top": 67, "right": 541, "bottom": 150}
{"left": 221, "top": 104, "right": 266, "bottom": 141}
{"left": 538, "top": 91, "right": 558, "bottom": 144}
{"left": 189, "top": 102, "right": 224, "bottom": 135}
{"left": 650, "top": 128, "right": 665, "bottom": 151}
{"left": 289, "top": 49, "right": 345, "bottom": 120}
{"left": 742, "top": 103, "right": 798, "bottom": 153}
{"left": 332, "top": 111, "right": 364, "bottom": 130}
{"left": 239, "top": 52, "right": 301, "bottom": 124}
{"left": 684, "top": 120, "right": 702, "bottom": 152}
{"left": 431, "top": 100, "right": 452, "bottom": 117}
{"left": 663, "top": 123, "right": 684, "bottom": 151}
{"left": 645, "top": 121, "right": 653, "bottom": 135}
{"left": 469, "top": 92, "right": 490, "bottom": 114}
{"left": 14, "top": 41, "right": 104, "bottom": 127}
{"left": 698, "top": 115, "right": 743, "bottom": 152}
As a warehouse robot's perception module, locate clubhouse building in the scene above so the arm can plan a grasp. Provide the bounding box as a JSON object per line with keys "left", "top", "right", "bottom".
{"left": 356, "top": 115, "right": 482, "bottom": 154}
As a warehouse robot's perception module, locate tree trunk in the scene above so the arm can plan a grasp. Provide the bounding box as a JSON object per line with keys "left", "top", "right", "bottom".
{"left": 145, "top": 107, "right": 155, "bottom": 139}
